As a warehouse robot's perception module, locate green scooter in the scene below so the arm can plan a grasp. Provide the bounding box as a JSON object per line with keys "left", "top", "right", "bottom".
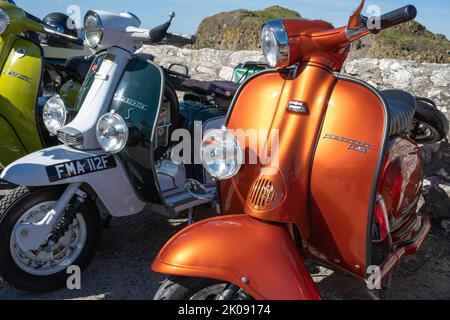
{"left": 0, "top": 0, "right": 91, "bottom": 168}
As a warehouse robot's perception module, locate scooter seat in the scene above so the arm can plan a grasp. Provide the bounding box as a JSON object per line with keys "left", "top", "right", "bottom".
{"left": 380, "top": 90, "right": 416, "bottom": 136}
{"left": 182, "top": 79, "right": 240, "bottom": 99}
{"left": 65, "top": 55, "right": 95, "bottom": 82}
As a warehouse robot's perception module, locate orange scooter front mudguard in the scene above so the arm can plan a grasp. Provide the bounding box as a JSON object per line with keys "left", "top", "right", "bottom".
{"left": 152, "top": 215, "right": 320, "bottom": 300}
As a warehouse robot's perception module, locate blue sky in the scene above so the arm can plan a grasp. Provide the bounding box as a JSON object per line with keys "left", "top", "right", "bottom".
{"left": 18, "top": 0, "right": 450, "bottom": 38}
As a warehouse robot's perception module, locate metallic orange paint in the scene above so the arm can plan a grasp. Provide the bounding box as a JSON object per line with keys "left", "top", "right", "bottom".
{"left": 153, "top": 3, "right": 430, "bottom": 300}
{"left": 308, "top": 77, "right": 387, "bottom": 277}
{"left": 151, "top": 215, "right": 321, "bottom": 300}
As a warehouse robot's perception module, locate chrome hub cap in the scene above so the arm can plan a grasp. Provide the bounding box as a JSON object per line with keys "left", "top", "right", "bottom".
{"left": 10, "top": 201, "right": 87, "bottom": 276}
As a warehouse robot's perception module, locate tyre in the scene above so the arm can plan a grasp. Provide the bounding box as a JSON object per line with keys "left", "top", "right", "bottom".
{"left": 155, "top": 276, "right": 251, "bottom": 300}
{"left": 0, "top": 186, "right": 101, "bottom": 292}
{"left": 411, "top": 98, "right": 449, "bottom": 144}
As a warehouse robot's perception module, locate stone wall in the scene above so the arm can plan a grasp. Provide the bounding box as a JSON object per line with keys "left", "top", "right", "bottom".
{"left": 141, "top": 45, "right": 450, "bottom": 218}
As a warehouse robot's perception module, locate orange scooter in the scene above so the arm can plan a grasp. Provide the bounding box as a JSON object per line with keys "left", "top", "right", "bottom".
{"left": 152, "top": 1, "right": 432, "bottom": 300}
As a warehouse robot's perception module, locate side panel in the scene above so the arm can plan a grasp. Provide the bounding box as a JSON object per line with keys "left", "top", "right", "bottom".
{"left": 152, "top": 215, "right": 320, "bottom": 300}
{"left": 110, "top": 56, "right": 164, "bottom": 203}
{"left": 308, "top": 77, "right": 388, "bottom": 277}
{"left": 0, "top": 116, "right": 27, "bottom": 167}
{"left": 0, "top": 38, "right": 43, "bottom": 156}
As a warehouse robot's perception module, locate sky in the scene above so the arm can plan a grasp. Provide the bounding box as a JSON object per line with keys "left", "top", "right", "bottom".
{"left": 16, "top": 0, "right": 450, "bottom": 39}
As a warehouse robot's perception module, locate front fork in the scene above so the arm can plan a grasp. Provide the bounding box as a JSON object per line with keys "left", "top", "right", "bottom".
{"left": 15, "top": 183, "right": 86, "bottom": 252}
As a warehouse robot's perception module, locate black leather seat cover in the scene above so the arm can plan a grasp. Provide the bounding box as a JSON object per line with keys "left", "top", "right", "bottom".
{"left": 380, "top": 90, "right": 416, "bottom": 136}
{"left": 65, "top": 55, "right": 95, "bottom": 82}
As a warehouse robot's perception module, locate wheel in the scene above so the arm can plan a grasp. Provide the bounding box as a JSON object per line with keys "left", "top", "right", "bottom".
{"left": 0, "top": 186, "right": 101, "bottom": 292}
{"left": 154, "top": 276, "right": 252, "bottom": 300}
{"left": 411, "top": 98, "right": 449, "bottom": 144}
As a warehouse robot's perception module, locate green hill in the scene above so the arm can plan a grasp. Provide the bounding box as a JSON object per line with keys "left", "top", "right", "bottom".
{"left": 194, "top": 6, "right": 450, "bottom": 63}
{"left": 194, "top": 6, "right": 300, "bottom": 51}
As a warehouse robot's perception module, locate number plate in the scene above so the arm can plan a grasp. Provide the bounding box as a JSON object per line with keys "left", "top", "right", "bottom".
{"left": 46, "top": 155, "right": 117, "bottom": 183}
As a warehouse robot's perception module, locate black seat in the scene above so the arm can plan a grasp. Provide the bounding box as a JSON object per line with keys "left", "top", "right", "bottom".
{"left": 380, "top": 90, "right": 416, "bottom": 136}
{"left": 65, "top": 55, "right": 95, "bottom": 82}
{"left": 182, "top": 79, "right": 240, "bottom": 99}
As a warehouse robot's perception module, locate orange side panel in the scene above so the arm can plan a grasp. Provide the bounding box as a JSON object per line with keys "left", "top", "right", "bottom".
{"left": 308, "top": 77, "right": 387, "bottom": 278}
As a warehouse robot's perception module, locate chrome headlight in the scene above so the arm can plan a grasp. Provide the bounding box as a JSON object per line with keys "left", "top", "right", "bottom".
{"left": 96, "top": 112, "right": 128, "bottom": 153}
{"left": 0, "top": 9, "right": 10, "bottom": 35}
{"left": 84, "top": 11, "right": 103, "bottom": 49}
{"left": 43, "top": 96, "right": 67, "bottom": 136}
{"left": 201, "top": 128, "right": 243, "bottom": 180}
{"left": 261, "top": 20, "right": 290, "bottom": 68}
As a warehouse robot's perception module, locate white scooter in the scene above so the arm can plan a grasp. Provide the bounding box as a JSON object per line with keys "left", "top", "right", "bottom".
{"left": 0, "top": 10, "right": 225, "bottom": 292}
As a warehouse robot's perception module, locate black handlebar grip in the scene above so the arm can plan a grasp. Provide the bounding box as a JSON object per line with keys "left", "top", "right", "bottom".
{"left": 380, "top": 5, "right": 417, "bottom": 30}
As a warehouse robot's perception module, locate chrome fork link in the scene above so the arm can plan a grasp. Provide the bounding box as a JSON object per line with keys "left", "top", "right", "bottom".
{"left": 47, "top": 189, "right": 88, "bottom": 246}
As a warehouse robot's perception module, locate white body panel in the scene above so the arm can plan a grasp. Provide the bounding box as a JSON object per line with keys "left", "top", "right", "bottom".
{"left": 64, "top": 47, "right": 132, "bottom": 149}
{"left": 1, "top": 145, "right": 146, "bottom": 217}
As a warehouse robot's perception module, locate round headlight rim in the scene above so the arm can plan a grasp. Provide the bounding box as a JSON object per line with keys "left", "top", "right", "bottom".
{"left": 43, "top": 95, "right": 67, "bottom": 136}
{"left": 201, "top": 127, "right": 244, "bottom": 181}
{"left": 261, "top": 20, "right": 290, "bottom": 69}
{"left": 84, "top": 10, "right": 104, "bottom": 49}
{"left": 0, "top": 8, "right": 11, "bottom": 35}
{"left": 96, "top": 111, "right": 129, "bottom": 154}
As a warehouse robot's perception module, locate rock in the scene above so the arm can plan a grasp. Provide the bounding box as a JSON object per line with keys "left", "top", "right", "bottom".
{"left": 194, "top": 6, "right": 301, "bottom": 51}
{"left": 219, "top": 66, "right": 234, "bottom": 80}
{"left": 431, "top": 69, "right": 450, "bottom": 87}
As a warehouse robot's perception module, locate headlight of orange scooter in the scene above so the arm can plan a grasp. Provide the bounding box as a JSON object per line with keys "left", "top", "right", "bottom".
{"left": 0, "top": 9, "right": 10, "bottom": 35}
{"left": 261, "top": 20, "right": 289, "bottom": 68}
{"left": 201, "top": 128, "right": 244, "bottom": 180}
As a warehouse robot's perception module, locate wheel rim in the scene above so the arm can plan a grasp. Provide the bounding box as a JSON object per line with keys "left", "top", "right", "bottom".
{"left": 412, "top": 121, "right": 433, "bottom": 140}
{"left": 10, "top": 201, "right": 87, "bottom": 276}
{"left": 189, "top": 283, "right": 229, "bottom": 300}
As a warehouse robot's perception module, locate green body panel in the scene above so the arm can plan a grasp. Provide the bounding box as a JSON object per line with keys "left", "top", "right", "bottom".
{"left": 0, "top": 38, "right": 43, "bottom": 165}
{"left": 179, "top": 101, "right": 227, "bottom": 130}
{"left": 59, "top": 80, "right": 82, "bottom": 110}
{"left": 0, "top": 2, "right": 44, "bottom": 70}
{"left": 109, "top": 57, "right": 165, "bottom": 203}
{"left": 231, "top": 64, "right": 268, "bottom": 83}
{"left": 0, "top": 116, "right": 27, "bottom": 167}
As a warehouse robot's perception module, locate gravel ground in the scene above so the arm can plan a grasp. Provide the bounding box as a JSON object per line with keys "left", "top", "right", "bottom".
{"left": 0, "top": 181, "right": 449, "bottom": 300}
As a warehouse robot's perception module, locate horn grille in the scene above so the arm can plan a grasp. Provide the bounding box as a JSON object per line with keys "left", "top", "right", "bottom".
{"left": 249, "top": 178, "right": 278, "bottom": 209}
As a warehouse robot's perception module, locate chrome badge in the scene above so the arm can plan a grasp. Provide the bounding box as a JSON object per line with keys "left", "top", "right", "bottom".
{"left": 287, "top": 100, "right": 308, "bottom": 113}
{"left": 323, "top": 134, "right": 375, "bottom": 154}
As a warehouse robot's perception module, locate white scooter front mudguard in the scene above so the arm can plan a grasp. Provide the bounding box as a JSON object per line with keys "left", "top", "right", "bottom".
{"left": 0, "top": 145, "right": 146, "bottom": 217}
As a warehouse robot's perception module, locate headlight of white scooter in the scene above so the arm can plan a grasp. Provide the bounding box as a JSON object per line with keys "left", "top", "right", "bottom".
{"left": 43, "top": 96, "right": 67, "bottom": 136}
{"left": 201, "top": 128, "right": 243, "bottom": 180}
{"left": 261, "top": 20, "right": 289, "bottom": 68}
{"left": 84, "top": 11, "right": 103, "bottom": 49}
{"left": 96, "top": 112, "right": 129, "bottom": 154}
{"left": 0, "top": 9, "right": 10, "bottom": 35}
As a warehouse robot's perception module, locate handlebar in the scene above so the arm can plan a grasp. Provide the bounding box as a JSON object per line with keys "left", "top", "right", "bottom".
{"left": 378, "top": 5, "right": 417, "bottom": 31}
{"left": 24, "top": 11, "right": 84, "bottom": 48}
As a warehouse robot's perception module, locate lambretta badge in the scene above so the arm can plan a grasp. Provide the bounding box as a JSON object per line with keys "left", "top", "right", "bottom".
{"left": 3, "top": 69, "right": 32, "bottom": 83}
{"left": 114, "top": 94, "right": 149, "bottom": 111}
{"left": 323, "top": 134, "right": 375, "bottom": 154}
